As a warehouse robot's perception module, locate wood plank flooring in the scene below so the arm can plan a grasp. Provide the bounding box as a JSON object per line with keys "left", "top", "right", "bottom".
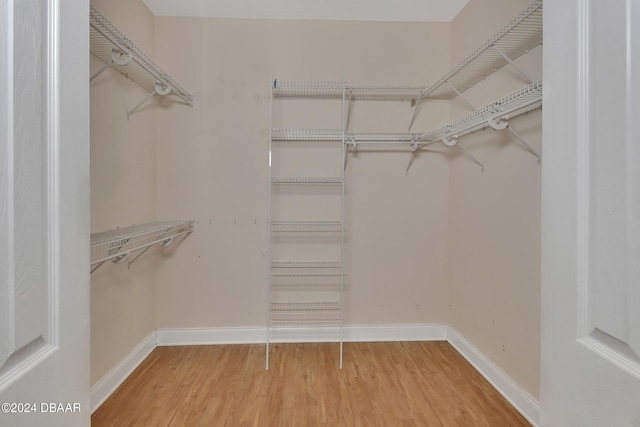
{"left": 92, "top": 342, "right": 531, "bottom": 426}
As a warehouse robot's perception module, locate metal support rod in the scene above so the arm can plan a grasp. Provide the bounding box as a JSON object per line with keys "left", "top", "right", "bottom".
{"left": 266, "top": 80, "right": 273, "bottom": 371}
{"left": 458, "top": 143, "right": 484, "bottom": 171}
{"left": 408, "top": 91, "right": 424, "bottom": 131}
{"left": 127, "top": 245, "right": 153, "bottom": 268}
{"left": 90, "top": 229, "right": 192, "bottom": 267}
{"left": 90, "top": 261, "right": 106, "bottom": 274}
{"left": 492, "top": 45, "right": 534, "bottom": 84}
{"left": 345, "top": 92, "right": 353, "bottom": 131}
{"left": 506, "top": 126, "right": 541, "bottom": 163}
{"left": 446, "top": 81, "right": 477, "bottom": 111}
{"left": 90, "top": 61, "right": 113, "bottom": 82}
{"left": 127, "top": 90, "right": 157, "bottom": 119}
{"left": 340, "top": 83, "right": 345, "bottom": 371}
{"left": 343, "top": 144, "right": 349, "bottom": 171}
{"left": 405, "top": 152, "right": 416, "bottom": 176}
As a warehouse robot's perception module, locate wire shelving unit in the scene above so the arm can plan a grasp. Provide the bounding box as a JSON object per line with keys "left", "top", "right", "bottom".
{"left": 265, "top": 2, "right": 543, "bottom": 363}
{"left": 268, "top": 81, "right": 346, "bottom": 370}
{"left": 90, "top": 6, "right": 194, "bottom": 117}
{"left": 90, "top": 220, "right": 194, "bottom": 273}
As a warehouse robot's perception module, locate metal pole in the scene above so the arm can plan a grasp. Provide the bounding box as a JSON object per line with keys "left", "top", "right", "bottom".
{"left": 340, "top": 83, "right": 345, "bottom": 370}
{"left": 90, "top": 61, "right": 113, "bottom": 82}
{"left": 266, "top": 79, "right": 274, "bottom": 370}
{"left": 492, "top": 45, "right": 534, "bottom": 84}
{"left": 507, "top": 126, "right": 541, "bottom": 161}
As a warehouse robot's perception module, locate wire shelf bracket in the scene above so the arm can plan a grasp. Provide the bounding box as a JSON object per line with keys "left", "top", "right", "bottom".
{"left": 90, "top": 5, "right": 194, "bottom": 118}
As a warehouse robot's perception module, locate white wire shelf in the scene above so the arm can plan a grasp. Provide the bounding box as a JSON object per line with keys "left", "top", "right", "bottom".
{"left": 422, "top": 0, "right": 542, "bottom": 101}
{"left": 91, "top": 220, "right": 193, "bottom": 256}
{"left": 271, "top": 130, "right": 426, "bottom": 144}
{"left": 271, "top": 129, "right": 343, "bottom": 141}
{"left": 272, "top": 80, "right": 345, "bottom": 99}
{"left": 271, "top": 272, "right": 343, "bottom": 279}
{"left": 269, "top": 302, "right": 341, "bottom": 327}
{"left": 346, "top": 133, "right": 424, "bottom": 144}
{"left": 272, "top": 80, "right": 426, "bottom": 102}
{"left": 90, "top": 5, "right": 193, "bottom": 106}
{"left": 271, "top": 176, "right": 343, "bottom": 184}
{"left": 271, "top": 261, "right": 342, "bottom": 279}
{"left": 272, "top": 261, "right": 341, "bottom": 269}
{"left": 270, "top": 221, "right": 342, "bottom": 232}
{"left": 347, "top": 86, "right": 426, "bottom": 102}
{"left": 420, "top": 80, "right": 542, "bottom": 143}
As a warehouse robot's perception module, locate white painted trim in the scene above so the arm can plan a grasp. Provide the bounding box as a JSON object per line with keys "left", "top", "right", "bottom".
{"left": 447, "top": 328, "right": 540, "bottom": 426}
{"left": 156, "top": 324, "right": 448, "bottom": 346}
{"left": 47, "top": 0, "right": 61, "bottom": 349}
{"left": 90, "top": 331, "right": 157, "bottom": 413}
{"left": 157, "top": 327, "right": 265, "bottom": 346}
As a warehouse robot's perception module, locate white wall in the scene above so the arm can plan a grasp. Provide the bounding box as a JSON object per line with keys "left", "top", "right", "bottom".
{"left": 447, "top": 0, "right": 542, "bottom": 400}
{"left": 151, "top": 18, "right": 452, "bottom": 329}
{"left": 89, "top": 0, "right": 158, "bottom": 386}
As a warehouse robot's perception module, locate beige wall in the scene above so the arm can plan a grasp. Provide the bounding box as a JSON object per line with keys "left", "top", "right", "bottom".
{"left": 448, "top": 0, "right": 542, "bottom": 399}
{"left": 151, "top": 18, "right": 452, "bottom": 328}
{"left": 89, "top": 0, "right": 158, "bottom": 386}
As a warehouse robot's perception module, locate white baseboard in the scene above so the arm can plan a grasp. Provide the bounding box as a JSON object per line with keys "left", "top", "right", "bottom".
{"left": 156, "top": 326, "right": 265, "bottom": 346}
{"left": 90, "top": 331, "right": 156, "bottom": 414}
{"left": 447, "top": 328, "right": 540, "bottom": 426}
{"left": 156, "top": 324, "right": 448, "bottom": 346}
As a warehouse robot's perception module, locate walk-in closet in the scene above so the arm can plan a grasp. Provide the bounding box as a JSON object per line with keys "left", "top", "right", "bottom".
{"left": 3, "top": 0, "right": 639, "bottom": 425}
{"left": 87, "top": 0, "right": 542, "bottom": 423}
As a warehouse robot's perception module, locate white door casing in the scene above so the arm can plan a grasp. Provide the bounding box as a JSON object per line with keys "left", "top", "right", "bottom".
{"left": 542, "top": 0, "right": 640, "bottom": 425}
{"left": 0, "top": 1, "right": 90, "bottom": 426}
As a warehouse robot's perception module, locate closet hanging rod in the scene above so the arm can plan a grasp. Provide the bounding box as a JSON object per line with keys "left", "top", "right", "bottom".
{"left": 419, "top": 80, "right": 542, "bottom": 145}
{"left": 90, "top": 6, "right": 194, "bottom": 107}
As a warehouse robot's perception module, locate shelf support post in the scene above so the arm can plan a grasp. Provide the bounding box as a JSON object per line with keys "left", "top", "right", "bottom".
{"left": 345, "top": 91, "right": 353, "bottom": 131}
{"left": 507, "top": 126, "right": 541, "bottom": 163}
{"left": 127, "top": 90, "right": 157, "bottom": 120}
{"left": 408, "top": 91, "right": 424, "bottom": 131}
{"left": 126, "top": 81, "right": 171, "bottom": 120}
{"left": 90, "top": 261, "right": 106, "bottom": 274}
{"left": 90, "top": 62, "right": 113, "bottom": 82}
{"left": 492, "top": 45, "right": 534, "bottom": 84}
{"left": 446, "top": 81, "right": 477, "bottom": 111}
{"left": 458, "top": 142, "right": 484, "bottom": 172}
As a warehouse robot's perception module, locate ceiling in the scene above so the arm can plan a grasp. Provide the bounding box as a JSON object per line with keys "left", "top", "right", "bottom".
{"left": 142, "top": 0, "right": 470, "bottom": 23}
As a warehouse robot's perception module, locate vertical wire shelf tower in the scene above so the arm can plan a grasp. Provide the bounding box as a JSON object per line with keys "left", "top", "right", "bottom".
{"left": 267, "top": 81, "right": 346, "bottom": 369}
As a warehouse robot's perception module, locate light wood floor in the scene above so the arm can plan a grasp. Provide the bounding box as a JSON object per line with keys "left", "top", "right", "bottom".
{"left": 92, "top": 342, "right": 531, "bottom": 426}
